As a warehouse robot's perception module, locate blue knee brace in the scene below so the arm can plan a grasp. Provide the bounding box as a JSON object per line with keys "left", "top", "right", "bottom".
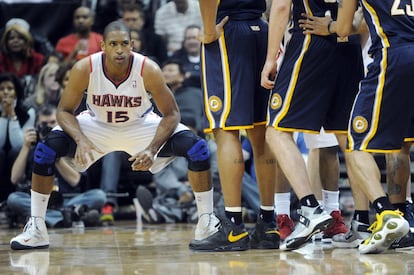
{"left": 187, "top": 139, "right": 210, "bottom": 162}
{"left": 187, "top": 139, "right": 210, "bottom": 172}
{"left": 33, "top": 142, "right": 57, "bottom": 176}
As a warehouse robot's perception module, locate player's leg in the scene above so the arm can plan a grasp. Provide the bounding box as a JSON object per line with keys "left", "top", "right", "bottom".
{"left": 247, "top": 125, "right": 280, "bottom": 249}
{"left": 266, "top": 128, "right": 333, "bottom": 251}
{"left": 10, "top": 131, "right": 76, "bottom": 250}
{"left": 387, "top": 142, "right": 414, "bottom": 249}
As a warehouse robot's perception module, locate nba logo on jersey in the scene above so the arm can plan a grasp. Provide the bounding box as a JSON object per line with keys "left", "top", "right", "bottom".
{"left": 132, "top": 80, "right": 136, "bottom": 88}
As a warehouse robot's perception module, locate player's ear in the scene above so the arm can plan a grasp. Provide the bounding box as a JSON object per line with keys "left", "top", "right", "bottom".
{"left": 100, "top": 40, "right": 105, "bottom": 51}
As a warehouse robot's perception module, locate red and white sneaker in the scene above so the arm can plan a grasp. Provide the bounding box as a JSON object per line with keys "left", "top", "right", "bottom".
{"left": 322, "top": 210, "right": 348, "bottom": 243}
{"left": 277, "top": 214, "right": 294, "bottom": 241}
{"left": 10, "top": 217, "right": 49, "bottom": 250}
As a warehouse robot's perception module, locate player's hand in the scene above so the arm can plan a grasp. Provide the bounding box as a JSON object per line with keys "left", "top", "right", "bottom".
{"left": 129, "top": 150, "right": 155, "bottom": 171}
{"left": 74, "top": 135, "right": 103, "bottom": 167}
{"left": 298, "top": 13, "right": 332, "bottom": 36}
{"left": 261, "top": 60, "right": 278, "bottom": 89}
{"left": 198, "top": 16, "right": 229, "bottom": 44}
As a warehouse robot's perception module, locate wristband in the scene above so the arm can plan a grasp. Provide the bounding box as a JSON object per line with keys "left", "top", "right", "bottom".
{"left": 327, "top": 20, "right": 334, "bottom": 34}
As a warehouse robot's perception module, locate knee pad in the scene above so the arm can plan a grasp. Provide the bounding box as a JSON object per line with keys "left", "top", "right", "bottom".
{"left": 187, "top": 138, "right": 210, "bottom": 172}
{"left": 165, "top": 130, "right": 211, "bottom": 172}
{"left": 187, "top": 139, "right": 210, "bottom": 162}
{"left": 32, "top": 142, "right": 56, "bottom": 176}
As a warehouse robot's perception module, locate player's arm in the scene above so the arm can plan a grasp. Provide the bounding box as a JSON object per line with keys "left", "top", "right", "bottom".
{"left": 56, "top": 58, "right": 89, "bottom": 142}
{"left": 198, "top": 0, "right": 228, "bottom": 44}
{"left": 335, "top": 0, "right": 358, "bottom": 37}
{"left": 299, "top": 6, "right": 363, "bottom": 36}
{"left": 261, "top": 0, "right": 292, "bottom": 89}
{"left": 143, "top": 58, "right": 181, "bottom": 156}
{"left": 57, "top": 58, "right": 102, "bottom": 166}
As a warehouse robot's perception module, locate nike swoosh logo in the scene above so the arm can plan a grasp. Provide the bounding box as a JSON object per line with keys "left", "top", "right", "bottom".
{"left": 24, "top": 239, "right": 30, "bottom": 243}
{"left": 228, "top": 230, "right": 248, "bottom": 242}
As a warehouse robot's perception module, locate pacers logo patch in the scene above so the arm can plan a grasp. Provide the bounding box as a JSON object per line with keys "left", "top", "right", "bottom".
{"left": 270, "top": 93, "right": 282, "bottom": 110}
{"left": 353, "top": 116, "right": 368, "bottom": 133}
{"left": 209, "top": 96, "right": 222, "bottom": 112}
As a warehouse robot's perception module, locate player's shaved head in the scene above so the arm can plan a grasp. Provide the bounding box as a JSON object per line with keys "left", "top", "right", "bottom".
{"left": 103, "top": 21, "right": 131, "bottom": 40}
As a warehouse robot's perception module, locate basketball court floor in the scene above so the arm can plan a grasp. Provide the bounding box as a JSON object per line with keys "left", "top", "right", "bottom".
{"left": 1, "top": 221, "right": 414, "bottom": 275}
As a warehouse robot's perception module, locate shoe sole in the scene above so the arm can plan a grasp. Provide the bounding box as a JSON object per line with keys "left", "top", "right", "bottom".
{"left": 10, "top": 241, "right": 49, "bottom": 250}
{"left": 250, "top": 240, "right": 279, "bottom": 249}
{"left": 189, "top": 238, "right": 250, "bottom": 252}
{"left": 280, "top": 216, "right": 333, "bottom": 251}
{"left": 359, "top": 218, "right": 409, "bottom": 254}
{"left": 332, "top": 238, "right": 362, "bottom": 248}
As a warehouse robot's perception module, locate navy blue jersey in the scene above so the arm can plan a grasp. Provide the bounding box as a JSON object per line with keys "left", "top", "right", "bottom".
{"left": 361, "top": 0, "right": 414, "bottom": 55}
{"left": 217, "top": 0, "right": 266, "bottom": 21}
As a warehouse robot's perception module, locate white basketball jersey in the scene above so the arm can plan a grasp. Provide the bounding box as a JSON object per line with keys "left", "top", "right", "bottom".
{"left": 86, "top": 52, "right": 153, "bottom": 125}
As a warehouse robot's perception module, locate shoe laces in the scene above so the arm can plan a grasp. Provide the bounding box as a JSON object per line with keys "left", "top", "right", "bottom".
{"left": 368, "top": 210, "right": 404, "bottom": 232}
{"left": 23, "top": 217, "right": 40, "bottom": 235}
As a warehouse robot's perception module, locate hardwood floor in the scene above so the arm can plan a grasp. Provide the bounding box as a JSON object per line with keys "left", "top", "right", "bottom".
{"left": 1, "top": 221, "right": 413, "bottom": 275}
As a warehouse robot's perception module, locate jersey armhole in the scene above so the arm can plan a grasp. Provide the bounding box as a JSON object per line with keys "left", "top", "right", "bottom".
{"left": 140, "top": 56, "right": 147, "bottom": 77}
{"left": 89, "top": 55, "right": 93, "bottom": 73}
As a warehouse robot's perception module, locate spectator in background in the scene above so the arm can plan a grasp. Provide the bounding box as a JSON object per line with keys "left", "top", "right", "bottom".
{"left": 154, "top": 0, "right": 201, "bottom": 56}
{"left": 7, "top": 105, "right": 105, "bottom": 228}
{"left": 171, "top": 25, "right": 201, "bottom": 88}
{"left": 0, "top": 19, "right": 44, "bottom": 97}
{"left": 42, "top": 51, "right": 63, "bottom": 66}
{"left": 55, "top": 6, "right": 103, "bottom": 63}
{"left": 121, "top": 3, "right": 168, "bottom": 64}
{"left": 0, "top": 73, "right": 36, "bottom": 202}
{"left": 24, "top": 62, "right": 61, "bottom": 111}
{"left": 0, "top": 18, "right": 55, "bottom": 58}
{"left": 161, "top": 59, "right": 203, "bottom": 134}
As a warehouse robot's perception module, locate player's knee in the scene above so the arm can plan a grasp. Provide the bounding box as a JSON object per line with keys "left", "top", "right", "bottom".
{"left": 32, "top": 142, "right": 57, "bottom": 176}
{"left": 187, "top": 139, "right": 210, "bottom": 162}
{"left": 168, "top": 130, "right": 211, "bottom": 171}
{"left": 187, "top": 139, "right": 210, "bottom": 172}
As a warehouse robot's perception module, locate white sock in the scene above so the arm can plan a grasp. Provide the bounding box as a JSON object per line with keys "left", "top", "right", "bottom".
{"left": 274, "top": 192, "right": 291, "bottom": 216}
{"left": 31, "top": 189, "right": 50, "bottom": 220}
{"left": 194, "top": 188, "right": 214, "bottom": 217}
{"left": 322, "top": 189, "right": 340, "bottom": 214}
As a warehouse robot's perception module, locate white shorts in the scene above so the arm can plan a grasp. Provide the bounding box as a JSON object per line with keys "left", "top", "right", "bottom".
{"left": 56, "top": 111, "right": 188, "bottom": 173}
{"left": 303, "top": 128, "right": 338, "bottom": 149}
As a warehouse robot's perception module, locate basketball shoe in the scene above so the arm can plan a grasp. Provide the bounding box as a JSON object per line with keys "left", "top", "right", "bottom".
{"left": 404, "top": 201, "right": 414, "bottom": 230}
{"left": 390, "top": 231, "right": 414, "bottom": 250}
{"left": 359, "top": 209, "right": 409, "bottom": 254}
{"left": 189, "top": 216, "right": 249, "bottom": 251}
{"left": 194, "top": 213, "right": 220, "bottom": 240}
{"left": 331, "top": 220, "right": 370, "bottom": 248}
{"left": 322, "top": 210, "right": 348, "bottom": 242}
{"left": 100, "top": 204, "right": 115, "bottom": 225}
{"left": 277, "top": 214, "right": 294, "bottom": 241}
{"left": 249, "top": 215, "right": 280, "bottom": 249}
{"left": 10, "top": 217, "right": 49, "bottom": 250}
{"left": 280, "top": 205, "right": 333, "bottom": 251}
